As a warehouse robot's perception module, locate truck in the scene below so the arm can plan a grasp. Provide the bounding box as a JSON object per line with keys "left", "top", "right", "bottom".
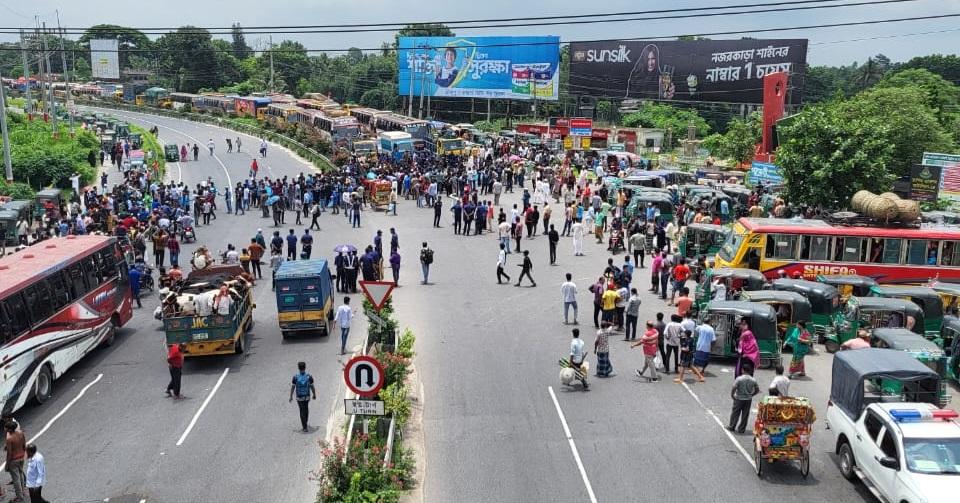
{"left": 826, "top": 348, "right": 957, "bottom": 503}
{"left": 379, "top": 131, "right": 414, "bottom": 160}
{"left": 162, "top": 265, "right": 254, "bottom": 356}
{"left": 274, "top": 259, "right": 335, "bottom": 338}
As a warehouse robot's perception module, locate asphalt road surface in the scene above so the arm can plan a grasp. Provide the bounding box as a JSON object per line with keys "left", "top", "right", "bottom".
{"left": 12, "top": 108, "right": 957, "bottom": 503}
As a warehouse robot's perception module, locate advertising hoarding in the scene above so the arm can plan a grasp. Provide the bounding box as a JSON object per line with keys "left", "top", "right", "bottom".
{"left": 909, "top": 164, "right": 941, "bottom": 202}
{"left": 569, "top": 39, "right": 808, "bottom": 104}
{"left": 89, "top": 39, "right": 120, "bottom": 80}
{"left": 398, "top": 36, "right": 560, "bottom": 100}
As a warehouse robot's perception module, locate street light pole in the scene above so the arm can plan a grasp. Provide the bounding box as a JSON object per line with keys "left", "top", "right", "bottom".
{"left": 0, "top": 66, "right": 14, "bottom": 182}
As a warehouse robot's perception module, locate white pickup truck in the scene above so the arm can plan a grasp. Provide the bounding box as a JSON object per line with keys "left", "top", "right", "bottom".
{"left": 826, "top": 348, "right": 960, "bottom": 503}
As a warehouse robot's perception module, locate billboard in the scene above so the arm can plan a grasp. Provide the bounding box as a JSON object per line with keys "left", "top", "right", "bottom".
{"left": 398, "top": 36, "right": 560, "bottom": 100}
{"left": 570, "top": 39, "right": 808, "bottom": 104}
{"left": 89, "top": 39, "right": 120, "bottom": 80}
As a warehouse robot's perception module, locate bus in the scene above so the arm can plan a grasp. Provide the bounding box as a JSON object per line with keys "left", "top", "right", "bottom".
{"left": 375, "top": 113, "right": 431, "bottom": 141}
{"left": 265, "top": 103, "right": 299, "bottom": 126}
{"left": 192, "top": 93, "right": 235, "bottom": 115}
{"left": 0, "top": 235, "right": 133, "bottom": 413}
{"left": 234, "top": 96, "right": 271, "bottom": 120}
{"left": 314, "top": 113, "right": 360, "bottom": 147}
{"left": 715, "top": 217, "right": 960, "bottom": 284}
{"left": 169, "top": 92, "right": 198, "bottom": 110}
{"left": 350, "top": 108, "right": 385, "bottom": 128}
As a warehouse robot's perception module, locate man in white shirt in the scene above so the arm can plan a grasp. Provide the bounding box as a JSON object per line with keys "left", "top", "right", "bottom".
{"left": 561, "top": 273, "right": 578, "bottom": 324}
{"left": 335, "top": 297, "right": 353, "bottom": 355}
{"left": 498, "top": 220, "right": 513, "bottom": 254}
{"left": 224, "top": 245, "right": 240, "bottom": 264}
{"left": 569, "top": 328, "right": 588, "bottom": 389}
{"left": 496, "top": 243, "right": 511, "bottom": 284}
{"left": 26, "top": 443, "right": 48, "bottom": 503}
{"left": 213, "top": 287, "right": 233, "bottom": 316}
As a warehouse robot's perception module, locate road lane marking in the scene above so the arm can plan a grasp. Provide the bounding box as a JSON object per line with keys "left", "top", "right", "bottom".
{"left": 680, "top": 381, "right": 757, "bottom": 469}
{"left": 0, "top": 373, "right": 103, "bottom": 471}
{"left": 547, "top": 386, "right": 598, "bottom": 503}
{"left": 176, "top": 368, "right": 229, "bottom": 446}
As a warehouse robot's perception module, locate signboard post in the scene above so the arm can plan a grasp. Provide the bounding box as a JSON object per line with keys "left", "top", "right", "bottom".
{"left": 344, "top": 355, "right": 386, "bottom": 398}
{"left": 748, "top": 161, "right": 783, "bottom": 186}
{"left": 922, "top": 152, "right": 960, "bottom": 201}
{"left": 344, "top": 399, "right": 386, "bottom": 416}
{"left": 359, "top": 280, "right": 395, "bottom": 311}
{"left": 909, "top": 164, "right": 942, "bottom": 202}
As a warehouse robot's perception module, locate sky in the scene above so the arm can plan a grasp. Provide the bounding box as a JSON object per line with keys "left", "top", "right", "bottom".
{"left": 0, "top": 0, "right": 958, "bottom": 66}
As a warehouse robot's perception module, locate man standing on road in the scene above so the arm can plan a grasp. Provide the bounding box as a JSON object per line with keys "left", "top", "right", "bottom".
{"left": 207, "top": 139, "right": 215, "bottom": 156}
{"left": 727, "top": 362, "right": 759, "bottom": 434}
{"left": 595, "top": 322, "right": 614, "bottom": 377}
{"left": 571, "top": 218, "right": 584, "bottom": 256}
{"left": 192, "top": 143, "right": 200, "bottom": 161}
{"left": 629, "top": 228, "right": 646, "bottom": 268}
{"left": 248, "top": 238, "right": 264, "bottom": 279}
{"left": 496, "top": 243, "right": 511, "bottom": 284}
{"left": 289, "top": 361, "right": 317, "bottom": 433}
{"left": 633, "top": 322, "right": 661, "bottom": 382}
{"left": 128, "top": 265, "right": 142, "bottom": 309}
{"left": 335, "top": 297, "right": 353, "bottom": 355}
{"left": 286, "top": 229, "right": 298, "bottom": 261}
{"left": 561, "top": 273, "right": 578, "bottom": 324}
{"left": 25, "top": 443, "right": 48, "bottom": 503}
{"left": 420, "top": 242, "right": 433, "bottom": 285}
{"left": 433, "top": 198, "right": 443, "bottom": 228}
{"left": 624, "top": 288, "right": 641, "bottom": 341}
{"left": 547, "top": 224, "right": 559, "bottom": 265}
{"left": 301, "top": 229, "right": 313, "bottom": 260}
{"left": 5, "top": 421, "right": 26, "bottom": 502}
{"left": 692, "top": 318, "right": 715, "bottom": 380}
{"left": 260, "top": 138, "right": 268, "bottom": 158}
{"left": 166, "top": 343, "right": 185, "bottom": 398}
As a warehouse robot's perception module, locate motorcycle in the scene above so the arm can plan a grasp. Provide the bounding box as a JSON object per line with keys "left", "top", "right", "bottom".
{"left": 136, "top": 263, "right": 155, "bottom": 293}
{"left": 181, "top": 226, "right": 196, "bottom": 243}
{"left": 607, "top": 229, "right": 625, "bottom": 254}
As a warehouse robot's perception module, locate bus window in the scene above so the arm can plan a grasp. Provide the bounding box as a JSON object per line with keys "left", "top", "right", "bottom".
{"left": 869, "top": 238, "right": 884, "bottom": 263}
{"left": 882, "top": 239, "right": 902, "bottom": 264}
{"left": 23, "top": 284, "right": 52, "bottom": 326}
{"left": 48, "top": 272, "right": 71, "bottom": 312}
{"left": 1, "top": 294, "right": 30, "bottom": 340}
{"left": 907, "top": 240, "right": 929, "bottom": 265}
{"left": 68, "top": 264, "right": 86, "bottom": 297}
{"left": 943, "top": 241, "right": 960, "bottom": 266}
{"left": 82, "top": 256, "right": 101, "bottom": 289}
{"left": 765, "top": 234, "right": 798, "bottom": 260}
{"left": 836, "top": 237, "right": 866, "bottom": 262}
{"left": 800, "top": 235, "right": 830, "bottom": 261}
{"left": 99, "top": 249, "right": 118, "bottom": 279}
{"left": 928, "top": 241, "right": 940, "bottom": 265}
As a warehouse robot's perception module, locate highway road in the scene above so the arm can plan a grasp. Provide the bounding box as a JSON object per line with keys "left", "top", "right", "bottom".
{"left": 11, "top": 108, "right": 956, "bottom": 502}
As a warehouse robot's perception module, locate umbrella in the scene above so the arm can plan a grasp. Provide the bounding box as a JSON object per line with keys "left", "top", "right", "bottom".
{"left": 333, "top": 244, "right": 357, "bottom": 254}
{"left": 266, "top": 195, "right": 280, "bottom": 206}
{"left": 509, "top": 154, "right": 521, "bottom": 162}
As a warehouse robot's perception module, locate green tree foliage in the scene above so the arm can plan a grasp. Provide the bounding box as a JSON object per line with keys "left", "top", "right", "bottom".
{"left": 899, "top": 54, "right": 960, "bottom": 84}
{"left": 155, "top": 27, "right": 235, "bottom": 93}
{"left": 78, "top": 24, "right": 152, "bottom": 71}
{"left": 394, "top": 23, "right": 454, "bottom": 47}
{"left": 5, "top": 112, "right": 98, "bottom": 190}
{"left": 706, "top": 113, "right": 761, "bottom": 165}
{"left": 263, "top": 40, "right": 312, "bottom": 93}
{"left": 875, "top": 68, "right": 960, "bottom": 141}
{"left": 230, "top": 23, "right": 252, "bottom": 60}
{"left": 621, "top": 104, "right": 710, "bottom": 147}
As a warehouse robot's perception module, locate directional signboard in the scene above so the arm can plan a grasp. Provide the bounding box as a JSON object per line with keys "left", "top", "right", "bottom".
{"left": 343, "top": 355, "right": 385, "bottom": 398}
{"left": 359, "top": 280, "right": 396, "bottom": 311}
{"left": 344, "top": 399, "right": 386, "bottom": 416}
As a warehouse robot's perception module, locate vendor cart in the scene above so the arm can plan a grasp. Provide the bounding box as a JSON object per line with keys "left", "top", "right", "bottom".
{"left": 753, "top": 395, "right": 815, "bottom": 478}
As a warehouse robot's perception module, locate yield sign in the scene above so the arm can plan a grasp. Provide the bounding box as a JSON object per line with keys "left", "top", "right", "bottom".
{"left": 359, "top": 280, "right": 395, "bottom": 311}
{"left": 343, "top": 355, "right": 385, "bottom": 397}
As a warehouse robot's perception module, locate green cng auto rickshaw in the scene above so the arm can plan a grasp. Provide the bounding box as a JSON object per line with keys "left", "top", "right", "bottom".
{"left": 926, "top": 280, "right": 960, "bottom": 318}
{"left": 164, "top": 144, "right": 180, "bottom": 162}
{"left": 700, "top": 301, "right": 780, "bottom": 369}
{"left": 128, "top": 132, "right": 143, "bottom": 149}
{"left": 829, "top": 296, "right": 924, "bottom": 353}
{"left": 870, "top": 328, "right": 951, "bottom": 407}
{"left": 679, "top": 223, "right": 729, "bottom": 261}
{"left": 35, "top": 188, "right": 62, "bottom": 221}
{"left": 625, "top": 192, "right": 674, "bottom": 223}
{"left": 771, "top": 278, "right": 841, "bottom": 343}
{"left": 869, "top": 285, "right": 944, "bottom": 340}
{"left": 696, "top": 267, "right": 767, "bottom": 313}
{"left": 0, "top": 200, "right": 34, "bottom": 228}
{"left": 816, "top": 274, "right": 877, "bottom": 303}
{"left": 740, "top": 290, "right": 812, "bottom": 349}
{"left": 945, "top": 316, "right": 960, "bottom": 382}
{"left": 0, "top": 210, "right": 17, "bottom": 246}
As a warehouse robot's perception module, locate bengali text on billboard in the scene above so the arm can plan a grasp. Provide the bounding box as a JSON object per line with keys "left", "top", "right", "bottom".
{"left": 89, "top": 39, "right": 120, "bottom": 80}
{"left": 398, "top": 36, "right": 560, "bottom": 100}
{"left": 569, "top": 39, "right": 808, "bottom": 104}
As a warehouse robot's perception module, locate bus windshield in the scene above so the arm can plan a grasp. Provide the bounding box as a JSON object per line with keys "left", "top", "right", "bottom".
{"left": 719, "top": 228, "right": 746, "bottom": 263}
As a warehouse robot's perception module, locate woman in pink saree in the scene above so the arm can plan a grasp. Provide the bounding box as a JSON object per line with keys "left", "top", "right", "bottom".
{"left": 735, "top": 318, "right": 760, "bottom": 377}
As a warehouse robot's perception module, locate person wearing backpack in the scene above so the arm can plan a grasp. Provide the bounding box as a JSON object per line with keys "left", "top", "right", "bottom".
{"left": 420, "top": 242, "right": 434, "bottom": 284}
{"left": 289, "top": 361, "right": 316, "bottom": 432}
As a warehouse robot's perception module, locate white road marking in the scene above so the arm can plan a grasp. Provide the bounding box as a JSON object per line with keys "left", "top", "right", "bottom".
{"left": 176, "top": 368, "right": 229, "bottom": 446}
{"left": 0, "top": 373, "right": 103, "bottom": 471}
{"left": 680, "top": 381, "right": 757, "bottom": 469}
{"left": 547, "top": 386, "right": 598, "bottom": 503}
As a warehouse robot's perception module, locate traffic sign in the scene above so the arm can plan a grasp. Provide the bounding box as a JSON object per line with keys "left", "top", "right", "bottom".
{"left": 359, "top": 280, "right": 395, "bottom": 311}
{"left": 569, "top": 117, "right": 593, "bottom": 136}
{"left": 343, "top": 355, "right": 385, "bottom": 397}
{"left": 344, "top": 399, "right": 386, "bottom": 416}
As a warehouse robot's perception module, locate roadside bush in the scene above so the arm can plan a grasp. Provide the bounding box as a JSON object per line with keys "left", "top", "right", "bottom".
{"left": 0, "top": 181, "right": 36, "bottom": 200}
{"left": 315, "top": 434, "right": 414, "bottom": 503}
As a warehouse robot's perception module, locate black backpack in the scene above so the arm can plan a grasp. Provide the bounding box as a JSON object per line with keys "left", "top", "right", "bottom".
{"left": 421, "top": 248, "right": 434, "bottom": 265}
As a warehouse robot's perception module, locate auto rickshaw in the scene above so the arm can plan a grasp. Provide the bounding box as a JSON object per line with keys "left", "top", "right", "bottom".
{"left": 926, "top": 280, "right": 960, "bottom": 317}
{"left": 740, "top": 290, "right": 812, "bottom": 348}
{"left": 128, "top": 132, "right": 143, "bottom": 149}
{"left": 625, "top": 192, "right": 674, "bottom": 223}
{"left": 829, "top": 296, "right": 924, "bottom": 353}
{"left": 0, "top": 210, "right": 18, "bottom": 246}
{"left": 35, "top": 188, "right": 62, "bottom": 221}
{"left": 164, "top": 143, "right": 180, "bottom": 162}
{"left": 869, "top": 328, "right": 951, "bottom": 407}
{"left": 869, "top": 285, "right": 944, "bottom": 340}
{"left": 679, "top": 223, "right": 729, "bottom": 261}
{"left": 0, "top": 200, "right": 34, "bottom": 228}
{"left": 695, "top": 267, "right": 767, "bottom": 313}
{"left": 753, "top": 395, "right": 815, "bottom": 478}
{"left": 688, "top": 191, "right": 735, "bottom": 223}
{"left": 771, "top": 278, "right": 841, "bottom": 343}
{"left": 100, "top": 133, "right": 116, "bottom": 152}
{"left": 816, "top": 274, "right": 877, "bottom": 303}
{"left": 700, "top": 301, "right": 780, "bottom": 369}
{"left": 945, "top": 316, "right": 960, "bottom": 381}
{"left": 115, "top": 123, "right": 130, "bottom": 138}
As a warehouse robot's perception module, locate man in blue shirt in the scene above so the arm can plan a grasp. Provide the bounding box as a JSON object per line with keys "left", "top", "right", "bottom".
{"left": 301, "top": 230, "right": 313, "bottom": 260}
{"left": 693, "top": 319, "right": 716, "bottom": 378}
{"left": 286, "top": 229, "right": 298, "bottom": 261}
{"left": 128, "top": 266, "right": 142, "bottom": 308}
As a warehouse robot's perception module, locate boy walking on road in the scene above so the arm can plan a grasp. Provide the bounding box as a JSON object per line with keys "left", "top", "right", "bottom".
{"left": 335, "top": 297, "right": 353, "bottom": 355}
{"left": 496, "top": 243, "right": 511, "bottom": 284}
{"left": 515, "top": 250, "right": 536, "bottom": 287}
{"left": 289, "top": 362, "right": 317, "bottom": 432}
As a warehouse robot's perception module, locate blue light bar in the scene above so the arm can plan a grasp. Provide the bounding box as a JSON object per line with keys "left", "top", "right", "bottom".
{"left": 889, "top": 409, "right": 923, "bottom": 422}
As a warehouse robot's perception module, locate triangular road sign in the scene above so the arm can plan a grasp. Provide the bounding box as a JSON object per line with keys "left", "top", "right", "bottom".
{"left": 359, "top": 280, "right": 396, "bottom": 311}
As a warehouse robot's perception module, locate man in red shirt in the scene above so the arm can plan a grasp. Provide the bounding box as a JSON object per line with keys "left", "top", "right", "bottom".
{"left": 166, "top": 343, "right": 186, "bottom": 398}
{"left": 632, "top": 321, "right": 661, "bottom": 382}
{"left": 669, "top": 258, "right": 691, "bottom": 305}
{"left": 675, "top": 287, "right": 693, "bottom": 318}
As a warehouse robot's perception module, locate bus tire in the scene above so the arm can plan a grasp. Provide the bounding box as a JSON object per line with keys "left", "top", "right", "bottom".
{"left": 34, "top": 365, "right": 53, "bottom": 404}
{"left": 103, "top": 315, "right": 120, "bottom": 347}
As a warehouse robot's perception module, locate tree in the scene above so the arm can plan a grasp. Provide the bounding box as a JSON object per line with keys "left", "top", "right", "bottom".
{"left": 78, "top": 24, "right": 151, "bottom": 70}
{"left": 261, "top": 40, "right": 311, "bottom": 94}
{"left": 394, "top": 23, "right": 454, "bottom": 47}
{"left": 899, "top": 54, "right": 960, "bottom": 84}
{"left": 155, "top": 27, "right": 225, "bottom": 93}
{"left": 711, "top": 114, "right": 761, "bottom": 165}
{"left": 621, "top": 104, "right": 710, "bottom": 147}
{"left": 853, "top": 55, "right": 890, "bottom": 91}
{"left": 230, "top": 23, "right": 252, "bottom": 59}
{"left": 875, "top": 68, "right": 960, "bottom": 140}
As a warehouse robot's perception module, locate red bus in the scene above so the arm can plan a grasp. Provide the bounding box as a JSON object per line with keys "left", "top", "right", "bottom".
{"left": 715, "top": 217, "right": 960, "bottom": 284}
{"left": 0, "top": 235, "right": 132, "bottom": 413}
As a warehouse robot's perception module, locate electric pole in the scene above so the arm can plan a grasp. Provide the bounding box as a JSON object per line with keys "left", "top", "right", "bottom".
{"left": 268, "top": 36, "right": 275, "bottom": 93}
{"left": 56, "top": 10, "right": 73, "bottom": 130}
{"left": 19, "top": 30, "right": 31, "bottom": 115}
{"left": 42, "top": 23, "right": 58, "bottom": 136}
{"left": 0, "top": 65, "right": 13, "bottom": 182}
